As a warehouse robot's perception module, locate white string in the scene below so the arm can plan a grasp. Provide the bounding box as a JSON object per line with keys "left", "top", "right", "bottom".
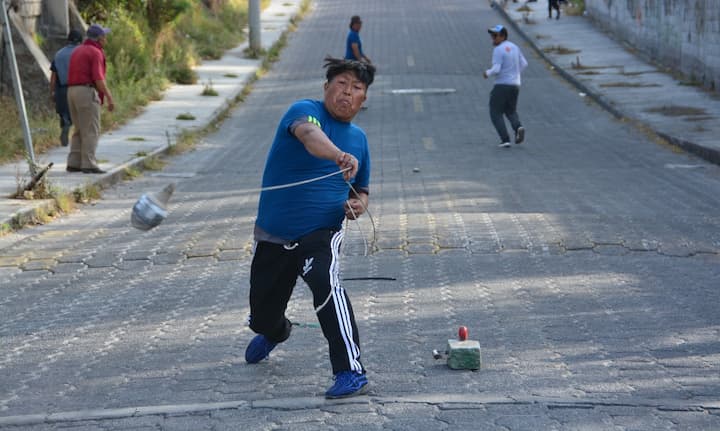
{"left": 344, "top": 181, "right": 377, "bottom": 256}
{"left": 258, "top": 167, "right": 351, "bottom": 192}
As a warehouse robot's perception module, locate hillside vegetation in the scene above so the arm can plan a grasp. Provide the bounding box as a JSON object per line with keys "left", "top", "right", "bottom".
{"left": 1, "top": 0, "right": 261, "bottom": 164}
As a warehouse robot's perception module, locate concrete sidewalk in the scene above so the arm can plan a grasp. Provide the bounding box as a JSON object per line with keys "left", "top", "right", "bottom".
{"left": 495, "top": 0, "right": 720, "bottom": 164}
{"left": 0, "top": 0, "right": 304, "bottom": 231}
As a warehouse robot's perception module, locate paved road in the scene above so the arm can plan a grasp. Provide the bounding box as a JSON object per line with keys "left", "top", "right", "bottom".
{"left": 1, "top": 0, "right": 719, "bottom": 429}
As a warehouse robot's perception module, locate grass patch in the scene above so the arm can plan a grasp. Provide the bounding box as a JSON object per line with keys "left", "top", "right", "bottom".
{"left": 176, "top": 112, "right": 196, "bottom": 121}
{"left": 1, "top": 0, "right": 261, "bottom": 163}
{"left": 73, "top": 184, "right": 102, "bottom": 204}
{"left": 201, "top": 81, "right": 219, "bottom": 96}
{"left": 621, "top": 71, "right": 653, "bottom": 76}
{"left": 167, "top": 130, "right": 198, "bottom": 155}
{"left": 599, "top": 82, "right": 661, "bottom": 88}
{"left": 224, "top": 73, "right": 239, "bottom": 78}
{"left": 143, "top": 156, "right": 166, "bottom": 171}
{"left": 135, "top": 151, "right": 149, "bottom": 157}
{"left": 645, "top": 105, "right": 708, "bottom": 117}
{"left": 0, "top": 97, "right": 60, "bottom": 164}
{"left": 124, "top": 166, "right": 142, "bottom": 179}
{"left": 127, "top": 136, "right": 147, "bottom": 141}
{"left": 564, "top": 0, "right": 585, "bottom": 16}
{"left": 543, "top": 45, "right": 581, "bottom": 55}
{"left": 54, "top": 193, "right": 75, "bottom": 213}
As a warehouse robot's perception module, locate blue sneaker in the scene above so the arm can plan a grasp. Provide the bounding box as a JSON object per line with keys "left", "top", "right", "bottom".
{"left": 325, "top": 371, "right": 368, "bottom": 399}
{"left": 245, "top": 335, "right": 277, "bottom": 363}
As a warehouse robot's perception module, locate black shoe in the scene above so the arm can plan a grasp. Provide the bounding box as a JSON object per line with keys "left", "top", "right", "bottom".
{"left": 82, "top": 168, "right": 106, "bottom": 174}
{"left": 66, "top": 166, "right": 82, "bottom": 172}
{"left": 515, "top": 127, "right": 525, "bottom": 145}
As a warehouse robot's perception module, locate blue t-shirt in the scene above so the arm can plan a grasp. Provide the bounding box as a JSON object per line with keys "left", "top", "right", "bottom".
{"left": 256, "top": 99, "right": 371, "bottom": 241}
{"left": 345, "top": 30, "right": 363, "bottom": 60}
{"left": 50, "top": 44, "right": 78, "bottom": 86}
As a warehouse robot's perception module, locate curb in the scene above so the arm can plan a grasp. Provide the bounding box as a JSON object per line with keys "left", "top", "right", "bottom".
{"left": 490, "top": 1, "right": 720, "bottom": 166}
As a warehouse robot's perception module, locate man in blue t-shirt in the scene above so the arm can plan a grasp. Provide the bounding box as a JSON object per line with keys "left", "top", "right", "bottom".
{"left": 245, "top": 57, "right": 376, "bottom": 400}
{"left": 345, "top": 15, "right": 371, "bottom": 63}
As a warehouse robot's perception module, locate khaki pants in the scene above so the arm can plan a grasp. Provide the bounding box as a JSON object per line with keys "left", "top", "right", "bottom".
{"left": 67, "top": 85, "right": 101, "bottom": 170}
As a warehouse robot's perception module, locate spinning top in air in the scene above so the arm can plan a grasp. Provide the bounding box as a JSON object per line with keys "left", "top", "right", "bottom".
{"left": 131, "top": 183, "right": 175, "bottom": 230}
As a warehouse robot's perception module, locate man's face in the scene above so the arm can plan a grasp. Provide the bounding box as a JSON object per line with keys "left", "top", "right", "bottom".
{"left": 352, "top": 22, "right": 362, "bottom": 32}
{"left": 324, "top": 71, "right": 367, "bottom": 122}
{"left": 98, "top": 34, "right": 107, "bottom": 47}
{"left": 490, "top": 32, "right": 502, "bottom": 46}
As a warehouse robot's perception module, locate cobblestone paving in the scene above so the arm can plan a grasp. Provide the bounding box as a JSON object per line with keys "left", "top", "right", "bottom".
{"left": 1, "top": 0, "right": 719, "bottom": 429}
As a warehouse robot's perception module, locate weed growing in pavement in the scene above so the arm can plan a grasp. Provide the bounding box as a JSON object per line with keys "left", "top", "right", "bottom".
{"left": 645, "top": 105, "right": 708, "bottom": 117}
{"left": 600, "top": 82, "right": 661, "bottom": 88}
{"left": 201, "top": 80, "right": 219, "bottom": 96}
{"left": 143, "top": 156, "right": 166, "bottom": 171}
{"left": 176, "top": 113, "right": 196, "bottom": 121}
{"left": 128, "top": 137, "right": 147, "bottom": 141}
{"left": 73, "top": 184, "right": 102, "bottom": 204}
{"left": 54, "top": 193, "right": 75, "bottom": 214}
{"left": 543, "top": 45, "right": 581, "bottom": 55}
{"left": 124, "top": 166, "right": 142, "bottom": 179}
{"left": 167, "top": 130, "right": 197, "bottom": 156}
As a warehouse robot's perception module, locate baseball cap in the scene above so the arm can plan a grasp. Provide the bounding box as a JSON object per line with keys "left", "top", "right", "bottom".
{"left": 350, "top": 15, "right": 362, "bottom": 25}
{"left": 67, "top": 29, "right": 83, "bottom": 43}
{"left": 487, "top": 24, "right": 505, "bottom": 34}
{"left": 87, "top": 24, "right": 110, "bottom": 38}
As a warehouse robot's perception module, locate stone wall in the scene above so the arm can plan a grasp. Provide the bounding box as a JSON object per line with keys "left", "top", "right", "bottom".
{"left": 584, "top": 0, "right": 720, "bottom": 91}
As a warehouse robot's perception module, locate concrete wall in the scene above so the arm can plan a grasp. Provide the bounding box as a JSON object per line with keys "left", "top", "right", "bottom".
{"left": 585, "top": 0, "right": 720, "bottom": 91}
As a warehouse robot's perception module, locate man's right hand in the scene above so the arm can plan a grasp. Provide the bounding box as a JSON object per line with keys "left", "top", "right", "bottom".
{"left": 335, "top": 151, "right": 358, "bottom": 181}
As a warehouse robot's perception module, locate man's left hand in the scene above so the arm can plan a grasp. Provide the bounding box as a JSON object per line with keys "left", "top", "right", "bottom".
{"left": 344, "top": 198, "right": 366, "bottom": 219}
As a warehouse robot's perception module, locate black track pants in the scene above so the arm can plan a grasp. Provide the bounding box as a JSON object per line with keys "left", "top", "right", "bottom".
{"left": 249, "top": 229, "right": 364, "bottom": 375}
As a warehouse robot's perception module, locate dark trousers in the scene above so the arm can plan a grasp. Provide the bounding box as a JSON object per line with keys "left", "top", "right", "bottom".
{"left": 489, "top": 84, "right": 522, "bottom": 143}
{"left": 249, "top": 229, "right": 364, "bottom": 375}
{"left": 55, "top": 85, "right": 72, "bottom": 146}
{"left": 549, "top": 0, "right": 560, "bottom": 17}
{"left": 55, "top": 85, "right": 72, "bottom": 128}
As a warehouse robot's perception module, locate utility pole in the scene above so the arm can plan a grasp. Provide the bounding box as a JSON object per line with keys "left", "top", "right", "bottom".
{"left": 1, "top": 0, "right": 37, "bottom": 174}
{"left": 248, "top": 0, "right": 261, "bottom": 54}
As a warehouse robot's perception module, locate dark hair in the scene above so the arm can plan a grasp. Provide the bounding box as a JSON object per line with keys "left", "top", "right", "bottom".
{"left": 349, "top": 15, "right": 362, "bottom": 29}
{"left": 323, "top": 56, "right": 375, "bottom": 88}
{"left": 68, "top": 29, "right": 83, "bottom": 43}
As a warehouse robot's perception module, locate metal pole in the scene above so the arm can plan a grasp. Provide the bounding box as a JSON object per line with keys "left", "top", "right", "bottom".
{"left": 1, "top": 0, "right": 37, "bottom": 174}
{"left": 248, "top": 0, "right": 261, "bottom": 53}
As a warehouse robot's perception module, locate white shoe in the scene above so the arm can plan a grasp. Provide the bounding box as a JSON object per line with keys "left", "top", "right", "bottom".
{"left": 498, "top": 142, "right": 511, "bottom": 148}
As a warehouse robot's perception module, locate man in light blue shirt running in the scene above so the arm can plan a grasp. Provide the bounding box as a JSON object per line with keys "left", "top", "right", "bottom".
{"left": 483, "top": 24, "right": 528, "bottom": 148}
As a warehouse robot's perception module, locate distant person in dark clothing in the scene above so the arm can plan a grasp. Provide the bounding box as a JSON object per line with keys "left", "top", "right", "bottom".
{"left": 345, "top": 15, "right": 371, "bottom": 63}
{"left": 66, "top": 24, "right": 115, "bottom": 174}
{"left": 50, "top": 29, "right": 83, "bottom": 147}
{"left": 549, "top": 0, "right": 561, "bottom": 19}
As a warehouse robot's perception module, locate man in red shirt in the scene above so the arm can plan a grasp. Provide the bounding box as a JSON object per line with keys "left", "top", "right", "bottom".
{"left": 66, "top": 24, "right": 115, "bottom": 174}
